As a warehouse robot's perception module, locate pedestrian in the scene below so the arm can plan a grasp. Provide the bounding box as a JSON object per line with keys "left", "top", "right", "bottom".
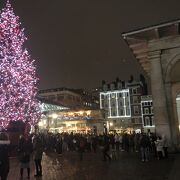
{"left": 0, "top": 132, "right": 10, "bottom": 180}
{"left": 139, "top": 133, "right": 151, "bottom": 162}
{"left": 155, "top": 136, "right": 164, "bottom": 160}
{"left": 102, "top": 135, "right": 111, "bottom": 161}
{"left": 18, "top": 135, "right": 33, "bottom": 179}
{"left": 78, "top": 136, "right": 85, "bottom": 161}
{"left": 33, "top": 135, "right": 43, "bottom": 177}
{"left": 56, "top": 134, "right": 62, "bottom": 155}
{"left": 162, "top": 135, "right": 168, "bottom": 158}
{"left": 115, "top": 133, "right": 120, "bottom": 151}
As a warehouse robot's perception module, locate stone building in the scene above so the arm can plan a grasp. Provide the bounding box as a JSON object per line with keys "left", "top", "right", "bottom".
{"left": 100, "top": 77, "right": 147, "bottom": 132}
{"left": 141, "top": 95, "right": 154, "bottom": 132}
{"left": 39, "top": 88, "right": 99, "bottom": 110}
{"left": 122, "top": 19, "right": 180, "bottom": 148}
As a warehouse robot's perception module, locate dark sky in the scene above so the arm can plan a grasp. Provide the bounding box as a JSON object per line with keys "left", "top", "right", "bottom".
{"left": 1, "top": 0, "right": 180, "bottom": 90}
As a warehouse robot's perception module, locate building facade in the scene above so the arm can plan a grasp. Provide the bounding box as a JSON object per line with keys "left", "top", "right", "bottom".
{"left": 100, "top": 77, "right": 148, "bottom": 133}
{"left": 39, "top": 88, "right": 99, "bottom": 110}
{"left": 141, "top": 95, "right": 154, "bottom": 132}
{"left": 122, "top": 20, "right": 180, "bottom": 148}
{"left": 39, "top": 109, "right": 106, "bottom": 134}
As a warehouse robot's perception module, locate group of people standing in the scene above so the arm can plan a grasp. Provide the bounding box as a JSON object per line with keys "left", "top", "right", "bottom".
{"left": 0, "top": 132, "right": 44, "bottom": 180}
{"left": 0, "top": 131, "right": 169, "bottom": 180}
{"left": 18, "top": 134, "right": 43, "bottom": 179}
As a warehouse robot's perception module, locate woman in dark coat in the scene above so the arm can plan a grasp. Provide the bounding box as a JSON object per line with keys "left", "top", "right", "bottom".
{"left": 33, "top": 135, "right": 43, "bottom": 177}
{"left": 0, "top": 132, "right": 10, "bottom": 180}
{"left": 18, "top": 135, "right": 33, "bottom": 179}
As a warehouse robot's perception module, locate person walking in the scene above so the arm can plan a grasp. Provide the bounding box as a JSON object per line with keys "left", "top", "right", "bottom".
{"left": 0, "top": 132, "right": 10, "bottom": 180}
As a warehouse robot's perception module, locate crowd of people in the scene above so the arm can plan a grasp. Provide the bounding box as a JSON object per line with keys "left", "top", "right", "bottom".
{"left": 0, "top": 131, "right": 169, "bottom": 180}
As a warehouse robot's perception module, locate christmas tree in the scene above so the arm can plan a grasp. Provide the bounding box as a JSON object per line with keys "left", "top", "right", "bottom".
{"left": 0, "top": 0, "right": 41, "bottom": 128}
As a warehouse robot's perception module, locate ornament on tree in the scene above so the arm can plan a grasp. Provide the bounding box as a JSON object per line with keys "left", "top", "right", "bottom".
{"left": 0, "top": 0, "right": 41, "bottom": 128}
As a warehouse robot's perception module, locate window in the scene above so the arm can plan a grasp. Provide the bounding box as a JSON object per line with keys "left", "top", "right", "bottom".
{"left": 132, "top": 88, "right": 137, "bottom": 94}
{"left": 126, "top": 108, "right": 130, "bottom": 116}
{"left": 134, "top": 106, "right": 139, "bottom": 114}
{"left": 144, "top": 116, "right": 150, "bottom": 126}
{"left": 119, "top": 109, "right": 124, "bottom": 116}
{"left": 118, "top": 100, "right": 123, "bottom": 107}
{"left": 112, "top": 111, "right": 116, "bottom": 116}
{"left": 118, "top": 93, "right": 122, "bottom": 98}
{"left": 134, "top": 118, "right": 140, "bottom": 124}
{"left": 111, "top": 93, "right": 115, "bottom": 98}
{"left": 151, "top": 116, "right": 154, "bottom": 125}
{"left": 101, "top": 94, "right": 104, "bottom": 100}
{"left": 133, "top": 96, "right": 139, "bottom": 104}
{"left": 144, "top": 116, "right": 153, "bottom": 126}
{"left": 144, "top": 108, "right": 149, "bottom": 114}
{"left": 150, "top": 107, "right": 153, "bottom": 114}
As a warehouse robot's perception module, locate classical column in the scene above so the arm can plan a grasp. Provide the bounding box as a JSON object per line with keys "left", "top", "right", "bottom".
{"left": 149, "top": 50, "right": 171, "bottom": 140}
{"left": 165, "top": 82, "right": 179, "bottom": 146}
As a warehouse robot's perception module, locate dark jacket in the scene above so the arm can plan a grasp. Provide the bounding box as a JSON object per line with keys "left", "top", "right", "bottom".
{"left": 0, "top": 140, "right": 10, "bottom": 176}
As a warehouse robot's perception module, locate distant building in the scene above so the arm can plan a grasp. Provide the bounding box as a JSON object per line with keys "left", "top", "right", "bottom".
{"left": 38, "top": 109, "right": 106, "bottom": 134}
{"left": 38, "top": 88, "right": 104, "bottom": 134}
{"left": 100, "top": 76, "right": 148, "bottom": 132}
{"left": 39, "top": 87, "right": 99, "bottom": 110}
{"left": 141, "top": 95, "right": 154, "bottom": 132}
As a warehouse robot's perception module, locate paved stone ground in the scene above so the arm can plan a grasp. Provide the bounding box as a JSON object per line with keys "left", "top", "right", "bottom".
{"left": 7, "top": 151, "right": 178, "bottom": 180}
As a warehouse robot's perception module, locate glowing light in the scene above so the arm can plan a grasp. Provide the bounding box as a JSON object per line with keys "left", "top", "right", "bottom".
{"left": 79, "top": 111, "right": 83, "bottom": 115}
{"left": 87, "top": 111, "right": 91, "bottom": 115}
{"left": 38, "top": 122, "right": 43, "bottom": 126}
{"left": 0, "top": 1, "right": 41, "bottom": 127}
{"left": 109, "top": 122, "right": 113, "bottom": 126}
{"left": 51, "top": 113, "right": 58, "bottom": 119}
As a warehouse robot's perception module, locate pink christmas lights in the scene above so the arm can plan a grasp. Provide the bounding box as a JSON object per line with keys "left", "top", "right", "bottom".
{"left": 0, "top": 1, "right": 41, "bottom": 127}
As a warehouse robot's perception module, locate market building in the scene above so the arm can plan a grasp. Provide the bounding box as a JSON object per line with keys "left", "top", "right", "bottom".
{"left": 38, "top": 90, "right": 105, "bottom": 134}
{"left": 39, "top": 109, "right": 106, "bottom": 134}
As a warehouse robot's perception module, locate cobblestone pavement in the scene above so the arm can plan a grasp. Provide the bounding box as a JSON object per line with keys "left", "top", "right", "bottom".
{"left": 8, "top": 151, "right": 176, "bottom": 180}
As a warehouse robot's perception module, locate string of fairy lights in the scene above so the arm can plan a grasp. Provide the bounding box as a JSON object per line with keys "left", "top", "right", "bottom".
{"left": 0, "top": 1, "right": 41, "bottom": 127}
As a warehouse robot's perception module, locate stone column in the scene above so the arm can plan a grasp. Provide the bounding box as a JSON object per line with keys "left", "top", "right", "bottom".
{"left": 165, "top": 82, "right": 179, "bottom": 147}
{"left": 149, "top": 50, "right": 171, "bottom": 140}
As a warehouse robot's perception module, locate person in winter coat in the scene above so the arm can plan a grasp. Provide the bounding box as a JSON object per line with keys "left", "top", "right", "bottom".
{"left": 155, "top": 136, "right": 164, "bottom": 160}
{"left": 33, "top": 135, "right": 43, "bottom": 177}
{"left": 102, "top": 135, "right": 111, "bottom": 161}
{"left": 0, "top": 132, "right": 10, "bottom": 180}
{"left": 78, "top": 136, "right": 86, "bottom": 161}
{"left": 139, "top": 133, "right": 151, "bottom": 162}
{"left": 162, "top": 135, "right": 168, "bottom": 158}
{"left": 18, "top": 135, "right": 33, "bottom": 179}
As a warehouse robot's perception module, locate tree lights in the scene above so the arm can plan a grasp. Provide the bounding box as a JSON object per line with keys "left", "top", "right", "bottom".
{"left": 0, "top": 1, "right": 41, "bottom": 127}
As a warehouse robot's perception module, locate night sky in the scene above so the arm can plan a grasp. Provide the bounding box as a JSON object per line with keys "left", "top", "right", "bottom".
{"left": 1, "top": 0, "right": 180, "bottom": 90}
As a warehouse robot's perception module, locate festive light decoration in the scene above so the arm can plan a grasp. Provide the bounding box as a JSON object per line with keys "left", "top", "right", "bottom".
{"left": 0, "top": 0, "right": 41, "bottom": 127}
